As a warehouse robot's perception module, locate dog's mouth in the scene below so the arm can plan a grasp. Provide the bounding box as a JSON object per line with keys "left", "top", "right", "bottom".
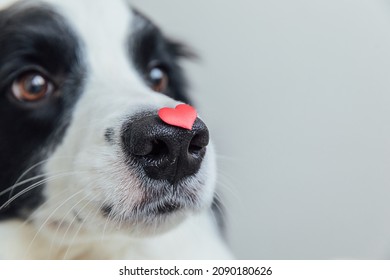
{"left": 98, "top": 198, "right": 188, "bottom": 234}
{"left": 154, "top": 201, "right": 182, "bottom": 214}
{"left": 98, "top": 176, "right": 205, "bottom": 229}
{"left": 102, "top": 200, "right": 182, "bottom": 218}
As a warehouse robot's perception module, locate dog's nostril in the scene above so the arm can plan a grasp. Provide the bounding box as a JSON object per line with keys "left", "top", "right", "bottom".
{"left": 148, "top": 140, "right": 169, "bottom": 158}
{"left": 131, "top": 138, "right": 170, "bottom": 158}
{"left": 188, "top": 132, "right": 209, "bottom": 155}
{"left": 188, "top": 144, "right": 203, "bottom": 155}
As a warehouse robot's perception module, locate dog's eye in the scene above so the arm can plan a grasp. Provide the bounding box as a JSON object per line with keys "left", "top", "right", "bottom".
{"left": 12, "top": 72, "right": 54, "bottom": 102}
{"left": 148, "top": 66, "right": 168, "bottom": 93}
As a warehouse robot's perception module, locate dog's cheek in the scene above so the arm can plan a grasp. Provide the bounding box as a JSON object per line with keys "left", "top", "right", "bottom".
{"left": 42, "top": 141, "right": 139, "bottom": 209}
{"left": 72, "top": 146, "right": 146, "bottom": 210}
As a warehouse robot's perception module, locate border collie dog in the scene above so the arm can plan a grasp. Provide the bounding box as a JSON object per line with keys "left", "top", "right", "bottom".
{"left": 0, "top": 0, "right": 232, "bottom": 259}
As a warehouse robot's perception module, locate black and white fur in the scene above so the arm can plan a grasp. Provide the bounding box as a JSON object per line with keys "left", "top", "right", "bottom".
{"left": 0, "top": 0, "right": 232, "bottom": 259}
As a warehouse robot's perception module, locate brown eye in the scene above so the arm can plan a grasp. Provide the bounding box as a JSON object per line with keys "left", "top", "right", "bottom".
{"left": 12, "top": 72, "right": 53, "bottom": 102}
{"left": 148, "top": 67, "right": 168, "bottom": 93}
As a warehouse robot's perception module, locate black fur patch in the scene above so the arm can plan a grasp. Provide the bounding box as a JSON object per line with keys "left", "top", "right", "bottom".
{"left": 0, "top": 2, "right": 85, "bottom": 219}
{"left": 129, "top": 9, "right": 193, "bottom": 104}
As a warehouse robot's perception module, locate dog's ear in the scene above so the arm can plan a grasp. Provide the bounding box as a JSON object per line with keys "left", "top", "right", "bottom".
{"left": 131, "top": 7, "right": 197, "bottom": 60}
{"left": 130, "top": 7, "right": 197, "bottom": 104}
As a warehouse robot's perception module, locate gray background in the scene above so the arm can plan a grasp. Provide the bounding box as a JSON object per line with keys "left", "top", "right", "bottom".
{"left": 131, "top": 0, "right": 390, "bottom": 259}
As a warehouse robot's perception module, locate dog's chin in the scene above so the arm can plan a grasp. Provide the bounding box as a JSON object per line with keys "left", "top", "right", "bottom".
{"left": 105, "top": 209, "right": 189, "bottom": 237}
{"left": 97, "top": 179, "right": 213, "bottom": 236}
{"left": 97, "top": 206, "right": 189, "bottom": 237}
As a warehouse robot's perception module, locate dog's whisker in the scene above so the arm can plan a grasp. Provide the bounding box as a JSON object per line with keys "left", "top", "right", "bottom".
{"left": 0, "top": 171, "right": 88, "bottom": 210}
{"left": 57, "top": 192, "right": 101, "bottom": 256}
{"left": 70, "top": 193, "right": 115, "bottom": 257}
{"left": 62, "top": 194, "right": 101, "bottom": 259}
{"left": 63, "top": 210, "right": 92, "bottom": 259}
{"left": 216, "top": 170, "right": 241, "bottom": 202}
{"left": 3, "top": 173, "right": 49, "bottom": 199}
{"left": 19, "top": 187, "right": 70, "bottom": 229}
{"left": 48, "top": 192, "right": 95, "bottom": 259}
{"left": 1, "top": 170, "right": 88, "bottom": 198}
{"left": 12, "top": 156, "right": 78, "bottom": 184}
{"left": 23, "top": 188, "right": 85, "bottom": 259}
{"left": 9, "top": 159, "right": 55, "bottom": 200}
{"left": 51, "top": 181, "right": 98, "bottom": 242}
{"left": 100, "top": 197, "right": 113, "bottom": 242}
{"left": 8, "top": 155, "right": 91, "bottom": 198}
{"left": 1, "top": 178, "right": 60, "bottom": 211}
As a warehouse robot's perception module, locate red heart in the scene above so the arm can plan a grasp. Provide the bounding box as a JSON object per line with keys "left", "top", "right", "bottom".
{"left": 158, "top": 104, "right": 197, "bottom": 130}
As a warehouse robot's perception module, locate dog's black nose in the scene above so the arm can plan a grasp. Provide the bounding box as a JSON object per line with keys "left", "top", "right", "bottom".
{"left": 121, "top": 115, "right": 209, "bottom": 184}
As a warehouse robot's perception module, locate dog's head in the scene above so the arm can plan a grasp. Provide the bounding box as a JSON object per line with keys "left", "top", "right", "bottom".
{"left": 0, "top": 0, "right": 216, "bottom": 237}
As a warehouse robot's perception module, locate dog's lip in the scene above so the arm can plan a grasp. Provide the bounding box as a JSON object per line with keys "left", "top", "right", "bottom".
{"left": 155, "top": 202, "right": 181, "bottom": 214}
{"left": 101, "top": 200, "right": 183, "bottom": 218}
{"left": 100, "top": 177, "right": 201, "bottom": 219}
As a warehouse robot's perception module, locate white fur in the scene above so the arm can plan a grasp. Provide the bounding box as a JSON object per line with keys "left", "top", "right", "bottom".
{"left": 0, "top": 0, "right": 232, "bottom": 259}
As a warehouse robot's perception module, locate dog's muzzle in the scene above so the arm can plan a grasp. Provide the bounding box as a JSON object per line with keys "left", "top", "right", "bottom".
{"left": 121, "top": 114, "right": 209, "bottom": 184}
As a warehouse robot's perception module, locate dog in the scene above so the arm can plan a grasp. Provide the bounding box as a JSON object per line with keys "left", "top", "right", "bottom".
{"left": 0, "top": 0, "right": 232, "bottom": 259}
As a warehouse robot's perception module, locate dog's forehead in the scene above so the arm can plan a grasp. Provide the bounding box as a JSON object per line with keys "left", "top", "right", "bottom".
{"left": 1, "top": 0, "right": 134, "bottom": 24}
{"left": 42, "top": 0, "right": 134, "bottom": 37}
{"left": 1, "top": 0, "right": 143, "bottom": 82}
{"left": 47, "top": 0, "right": 136, "bottom": 77}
